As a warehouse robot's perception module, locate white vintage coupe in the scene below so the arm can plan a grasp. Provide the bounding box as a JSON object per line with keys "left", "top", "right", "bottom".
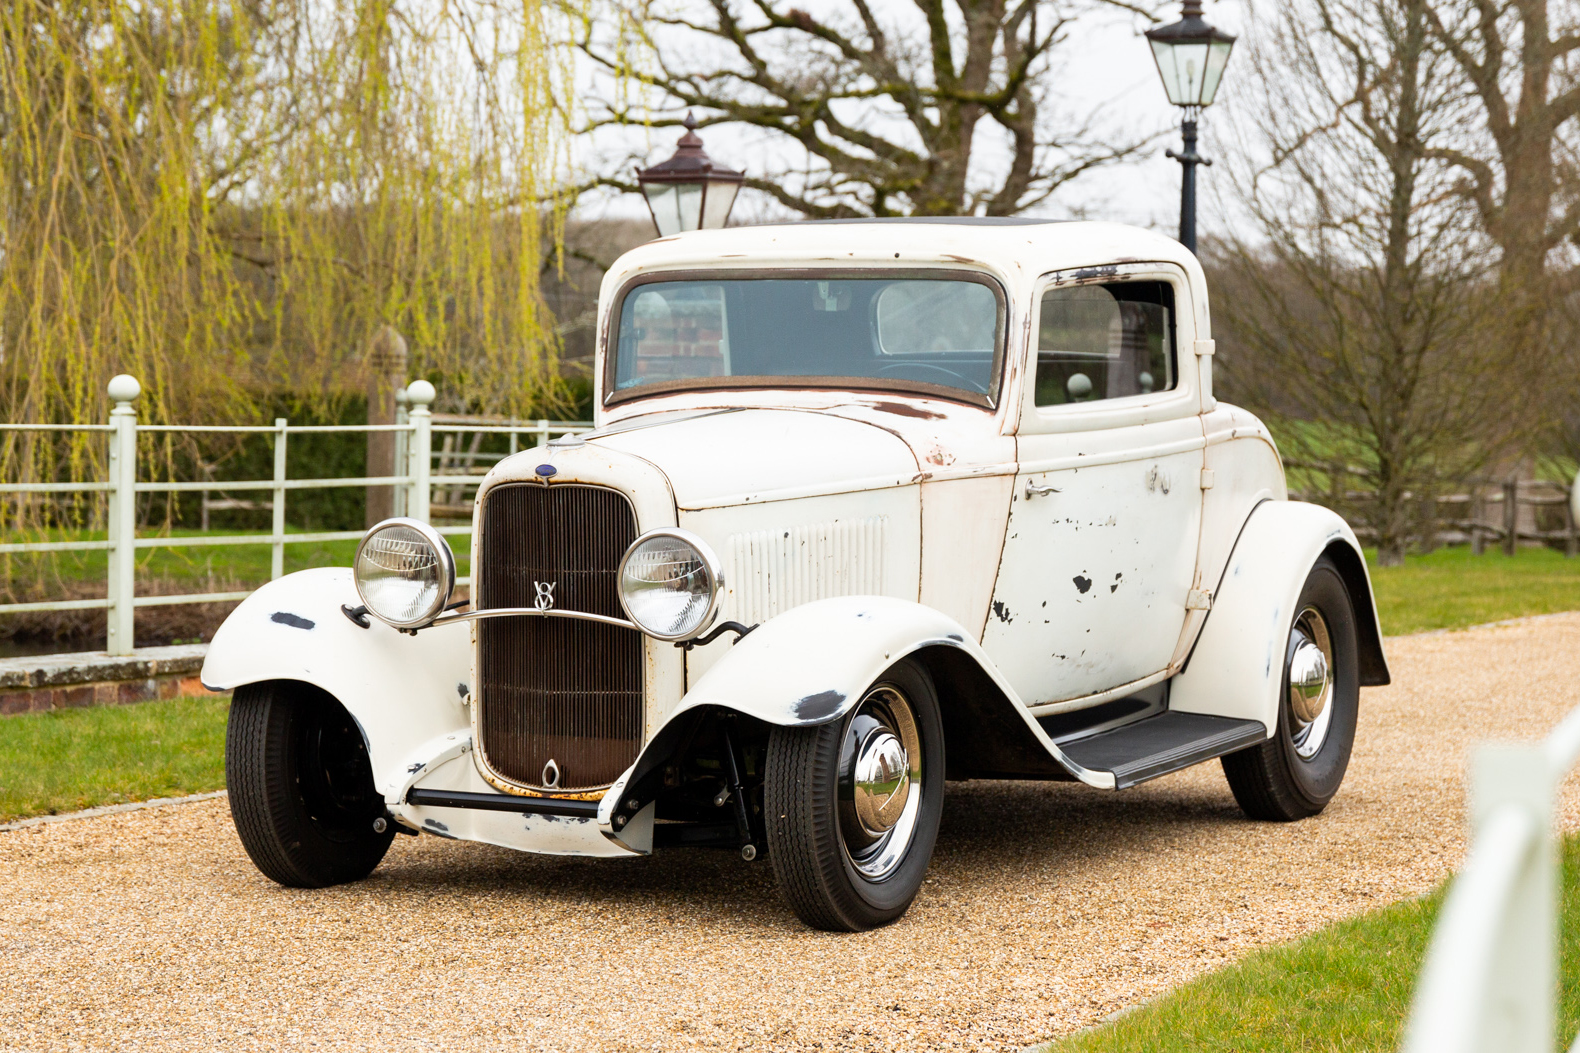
{"left": 204, "top": 219, "right": 1390, "bottom": 931}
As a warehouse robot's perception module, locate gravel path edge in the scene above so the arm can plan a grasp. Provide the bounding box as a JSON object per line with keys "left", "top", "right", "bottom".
{"left": 0, "top": 790, "right": 227, "bottom": 833}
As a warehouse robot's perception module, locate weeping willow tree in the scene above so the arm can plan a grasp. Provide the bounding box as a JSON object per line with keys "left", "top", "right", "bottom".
{"left": 0, "top": 0, "right": 567, "bottom": 522}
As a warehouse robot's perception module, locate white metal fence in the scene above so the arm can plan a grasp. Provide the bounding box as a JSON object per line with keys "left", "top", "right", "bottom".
{"left": 1402, "top": 705, "right": 1580, "bottom": 1053}
{"left": 0, "top": 374, "right": 592, "bottom": 655}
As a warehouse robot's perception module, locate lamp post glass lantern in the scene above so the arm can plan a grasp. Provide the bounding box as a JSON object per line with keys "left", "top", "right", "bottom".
{"left": 1145, "top": 0, "right": 1235, "bottom": 253}
{"left": 637, "top": 113, "right": 744, "bottom": 237}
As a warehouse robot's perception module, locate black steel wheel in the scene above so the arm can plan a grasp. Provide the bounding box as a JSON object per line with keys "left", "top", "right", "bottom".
{"left": 226, "top": 680, "right": 394, "bottom": 887}
{"left": 1221, "top": 555, "right": 1360, "bottom": 821}
{"left": 764, "top": 657, "right": 944, "bottom": 931}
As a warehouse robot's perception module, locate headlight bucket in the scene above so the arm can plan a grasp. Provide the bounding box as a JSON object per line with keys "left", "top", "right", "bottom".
{"left": 353, "top": 517, "right": 456, "bottom": 629}
{"left": 616, "top": 528, "right": 724, "bottom": 642}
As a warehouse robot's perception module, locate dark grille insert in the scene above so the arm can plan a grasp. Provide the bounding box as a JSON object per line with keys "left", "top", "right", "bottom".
{"left": 477, "top": 483, "right": 642, "bottom": 792}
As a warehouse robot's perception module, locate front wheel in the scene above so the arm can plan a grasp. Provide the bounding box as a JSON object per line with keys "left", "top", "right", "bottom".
{"left": 1221, "top": 555, "right": 1360, "bottom": 821}
{"left": 764, "top": 658, "right": 944, "bottom": 931}
{"left": 226, "top": 680, "right": 395, "bottom": 887}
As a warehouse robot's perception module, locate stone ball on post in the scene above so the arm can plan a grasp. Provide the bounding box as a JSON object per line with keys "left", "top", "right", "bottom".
{"left": 107, "top": 374, "right": 142, "bottom": 404}
{"left": 406, "top": 379, "right": 436, "bottom": 407}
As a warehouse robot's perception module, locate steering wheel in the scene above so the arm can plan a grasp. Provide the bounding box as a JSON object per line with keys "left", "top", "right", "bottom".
{"left": 875, "top": 361, "right": 987, "bottom": 394}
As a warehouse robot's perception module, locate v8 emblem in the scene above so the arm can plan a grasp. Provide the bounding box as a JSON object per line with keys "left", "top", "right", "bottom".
{"left": 533, "top": 581, "right": 557, "bottom": 611}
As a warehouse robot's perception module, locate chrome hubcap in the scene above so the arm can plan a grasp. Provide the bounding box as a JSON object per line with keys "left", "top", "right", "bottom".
{"left": 852, "top": 730, "right": 911, "bottom": 836}
{"left": 1287, "top": 606, "right": 1334, "bottom": 759}
{"left": 838, "top": 685, "right": 922, "bottom": 880}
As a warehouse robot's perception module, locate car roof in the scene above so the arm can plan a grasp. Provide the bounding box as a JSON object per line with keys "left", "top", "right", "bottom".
{"left": 601, "top": 219, "right": 1199, "bottom": 287}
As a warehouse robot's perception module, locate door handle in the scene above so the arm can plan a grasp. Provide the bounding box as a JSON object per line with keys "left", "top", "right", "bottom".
{"left": 1025, "top": 480, "right": 1061, "bottom": 499}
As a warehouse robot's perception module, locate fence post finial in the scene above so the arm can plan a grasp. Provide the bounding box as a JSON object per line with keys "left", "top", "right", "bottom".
{"left": 107, "top": 374, "right": 141, "bottom": 406}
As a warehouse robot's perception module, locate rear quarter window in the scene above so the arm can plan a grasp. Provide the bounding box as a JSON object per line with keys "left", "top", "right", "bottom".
{"left": 1035, "top": 280, "right": 1176, "bottom": 407}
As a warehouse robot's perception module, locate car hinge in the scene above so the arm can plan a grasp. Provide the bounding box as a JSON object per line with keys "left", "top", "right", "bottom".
{"left": 1185, "top": 589, "right": 1213, "bottom": 610}
{"left": 1200, "top": 468, "right": 1216, "bottom": 490}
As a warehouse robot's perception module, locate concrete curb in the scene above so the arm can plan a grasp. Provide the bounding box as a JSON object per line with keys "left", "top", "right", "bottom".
{"left": 0, "top": 790, "right": 227, "bottom": 833}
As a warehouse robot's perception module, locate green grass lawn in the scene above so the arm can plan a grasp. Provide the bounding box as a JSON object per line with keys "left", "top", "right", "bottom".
{"left": 4, "top": 526, "right": 471, "bottom": 590}
{"left": 1044, "top": 835, "right": 1580, "bottom": 1052}
{"left": 0, "top": 695, "right": 229, "bottom": 822}
{"left": 1367, "top": 545, "right": 1580, "bottom": 636}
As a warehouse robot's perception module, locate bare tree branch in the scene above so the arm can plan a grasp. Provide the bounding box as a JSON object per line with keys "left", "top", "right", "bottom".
{"left": 562, "top": 0, "right": 1161, "bottom": 216}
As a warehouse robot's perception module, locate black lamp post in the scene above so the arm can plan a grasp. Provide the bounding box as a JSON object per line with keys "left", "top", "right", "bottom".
{"left": 635, "top": 112, "right": 745, "bottom": 237}
{"left": 1145, "top": 0, "right": 1235, "bottom": 253}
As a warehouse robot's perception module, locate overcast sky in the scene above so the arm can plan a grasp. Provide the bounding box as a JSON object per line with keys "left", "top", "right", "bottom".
{"left": 568, "top": 0, "right": 1250, "bottom": 236}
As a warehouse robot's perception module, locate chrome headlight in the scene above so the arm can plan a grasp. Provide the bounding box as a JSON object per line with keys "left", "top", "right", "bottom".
{"left": 353, "top": 518, "right": 456, "bottom": 628}
{"left": 617, "top": 528, "right": 723, "bottom": 642}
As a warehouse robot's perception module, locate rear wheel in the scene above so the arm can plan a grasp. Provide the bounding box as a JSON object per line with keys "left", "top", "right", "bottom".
{"left": 764, "top": 658, "right": 944, "bottom": 931}
{"left": 226, "top": 680, "right": 394, "bottom": 887}
{"left": 1221, "top": 556, "right": 1360, "bottom": 820}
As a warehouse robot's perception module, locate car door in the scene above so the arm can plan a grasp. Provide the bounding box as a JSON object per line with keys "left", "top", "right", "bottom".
{"left": 981, "top": 267, "right": 1206, "bottom": 708}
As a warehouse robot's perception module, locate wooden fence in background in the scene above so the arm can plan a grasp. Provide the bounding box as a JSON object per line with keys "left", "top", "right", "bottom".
{"left": 1287, "top": 463, "right": 1578, "bottom": 557}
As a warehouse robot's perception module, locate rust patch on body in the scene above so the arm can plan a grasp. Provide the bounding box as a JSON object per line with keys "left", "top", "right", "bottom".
{"left": 869, "top": 401, "right": 945, "bottom": 420}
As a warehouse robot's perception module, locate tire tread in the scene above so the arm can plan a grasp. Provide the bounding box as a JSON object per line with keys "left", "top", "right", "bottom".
{"left": 765, "top": 724, "right": 855, "bottom": 930}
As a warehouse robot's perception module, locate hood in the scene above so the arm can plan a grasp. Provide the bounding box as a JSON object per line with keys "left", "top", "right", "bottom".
{"left": 588, "top": 408, "right": 920, "bottom": 510}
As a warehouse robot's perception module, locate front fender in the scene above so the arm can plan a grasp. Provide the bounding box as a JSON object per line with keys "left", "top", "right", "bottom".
{"left": 681, "top": 595, "right": 981, "bottom": 728}
{"left": 598, "top": 596, "right": 1112, "bottom": 841}
{"left": 201, "top": 567, "right": 472, "bottom": 797}
{"left": 1170, "top": 500, "right": 1390, "bottom": 735}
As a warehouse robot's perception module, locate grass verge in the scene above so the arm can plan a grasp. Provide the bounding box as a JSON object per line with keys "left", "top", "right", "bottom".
{"left": 0, "top": 695, "right": 229, "bottom": 823}
{"left": 4, "top": 525, "right": 472, "bottom": 589}
{"left": 1367, "top": 545, "right": 1580, "bottom": 636}
{"left": 1044, "top": 836, "right": 1580, "bottom": 1052}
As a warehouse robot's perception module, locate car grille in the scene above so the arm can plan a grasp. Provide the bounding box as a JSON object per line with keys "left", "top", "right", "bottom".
{"left": 476, "top": 482, "right": 642, "bottom": 793}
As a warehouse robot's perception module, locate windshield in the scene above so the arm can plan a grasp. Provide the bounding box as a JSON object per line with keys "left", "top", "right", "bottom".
{"left": 608, "top": 274, "right": 1004, "bottom": 406}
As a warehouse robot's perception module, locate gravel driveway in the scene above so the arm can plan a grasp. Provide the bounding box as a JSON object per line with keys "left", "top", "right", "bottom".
{"left": 5, "top": 613, "right": 1580, "bottom": 1052}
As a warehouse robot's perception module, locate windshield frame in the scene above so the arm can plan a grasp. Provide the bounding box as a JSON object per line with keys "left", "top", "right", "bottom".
{"left": 602, "top": 267, "right": 1009, "bottom": 410}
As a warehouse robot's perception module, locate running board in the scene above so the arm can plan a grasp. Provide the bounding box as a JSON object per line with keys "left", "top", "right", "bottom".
{"left": 1056, "top": 712, "right": 1266, "bottom": 790}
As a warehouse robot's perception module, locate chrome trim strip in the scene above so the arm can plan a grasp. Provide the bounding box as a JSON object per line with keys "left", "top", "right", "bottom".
{"left": 429, "top": 607, "right": 638, "bottom": 631}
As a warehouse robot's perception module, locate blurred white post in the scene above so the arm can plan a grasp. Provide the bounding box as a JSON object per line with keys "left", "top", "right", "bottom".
{"left": 1570, "top": 469, "right": 1578, "bottom": 556}
{"left": 407, "top": 380, "right": 434, "bottom": 523}
{"left": 1402, "top": 740, "right": 1558, "bottom": 1053}
{"left": 538, "top": 418, "right": 549, "bottom": 449}
{"left": 270, "top": 418, "right": 288, "bottom": 580}
{"left": 105, "top": 374, "right": 141, "bottom": 656}
{"left": 1469, "top": 744, "right": 1554, "bottom": 1053}
{"left": 393, "top": 388, "right": 410, "bottom": 518}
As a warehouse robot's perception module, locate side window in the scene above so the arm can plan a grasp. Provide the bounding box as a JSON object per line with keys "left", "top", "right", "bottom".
{"left": 1034, "top": 281, "right": 1176, "bottom": 407}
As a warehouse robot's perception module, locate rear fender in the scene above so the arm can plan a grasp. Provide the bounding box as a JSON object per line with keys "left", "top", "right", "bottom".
{"left": 200, "top": 567, "right": 473, "bottom": 798}
{"left": 598, "top": 596, "right": 1112, "bottom": 842}
{"left": 1170, "top": 501, "right": 1390, "bottom": 735}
